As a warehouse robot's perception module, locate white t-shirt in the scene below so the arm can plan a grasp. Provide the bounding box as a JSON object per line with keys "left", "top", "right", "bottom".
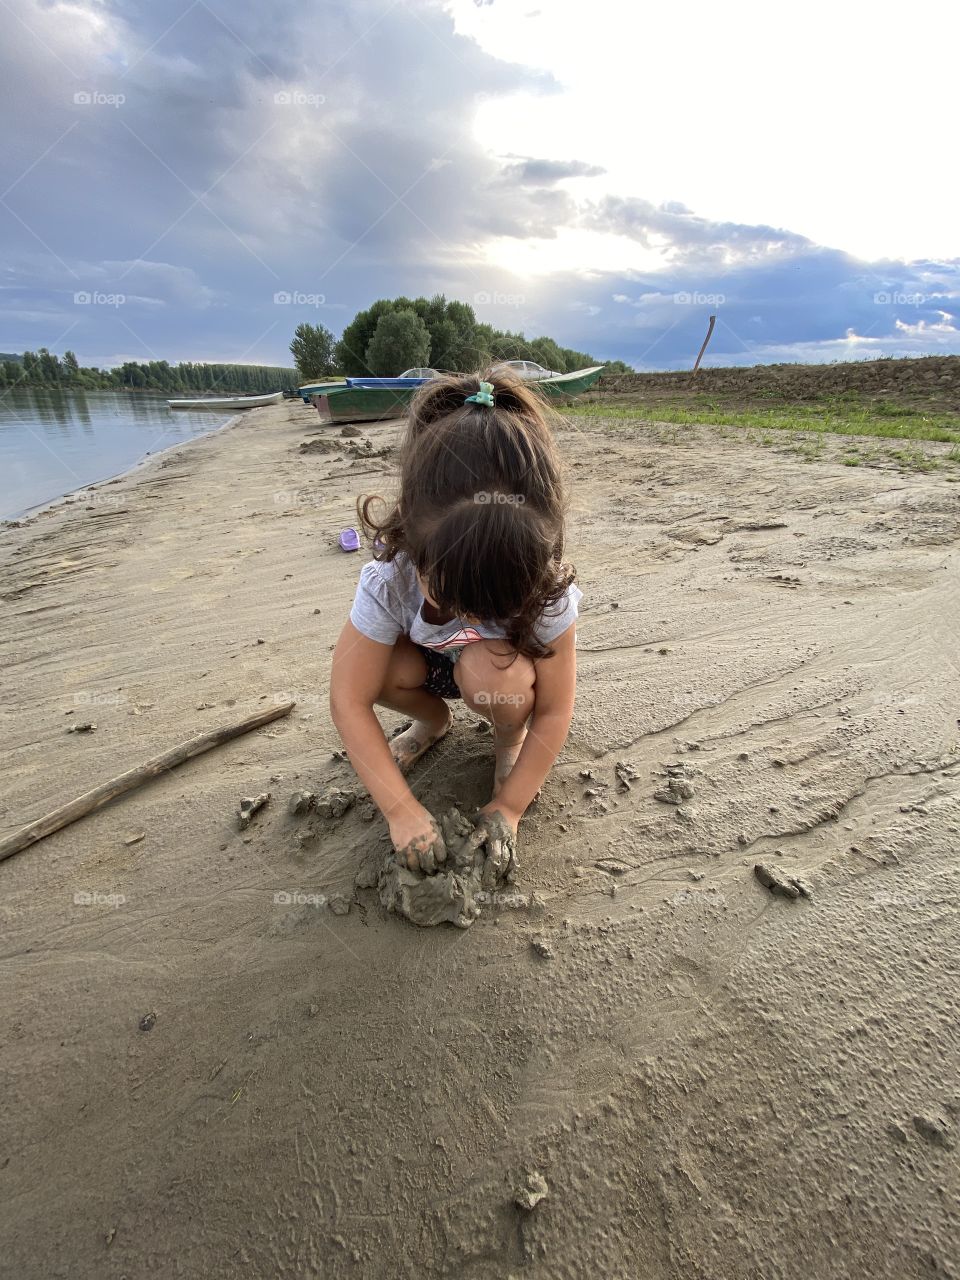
{"left": 349, "top": 552, "right": 581, "bottom": 653}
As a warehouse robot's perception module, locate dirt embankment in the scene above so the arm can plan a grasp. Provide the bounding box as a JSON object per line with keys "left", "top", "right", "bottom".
{"left": 593, "top": 353, "right": 960, "bottom": 410}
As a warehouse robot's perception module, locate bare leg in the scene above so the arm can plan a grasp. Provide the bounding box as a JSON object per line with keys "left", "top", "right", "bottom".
{"left": 454, "top": 642, "right": 536, "bottom": 797}
{"left": 377, "top": 637, "right": 452, "bottom": 773}
{"left": 492, "top": 723, "right": 529, "bottom": 796}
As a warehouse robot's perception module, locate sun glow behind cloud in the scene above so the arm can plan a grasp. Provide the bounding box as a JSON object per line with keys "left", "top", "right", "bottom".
{"left": 454, "top": 0, "right": 959, "bottom": 267}
{"left": 482, "top": 227, "right": 668, "bottom": 277}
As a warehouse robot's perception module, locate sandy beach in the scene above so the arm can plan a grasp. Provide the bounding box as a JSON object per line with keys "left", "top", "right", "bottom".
{"left": 1, "top": 397, "right": 958, "bottom": 1278}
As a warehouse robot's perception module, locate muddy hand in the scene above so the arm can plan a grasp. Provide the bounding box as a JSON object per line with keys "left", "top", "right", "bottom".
{"left": 467, "top": 808, "right": 518, "bottom": 889}
{"left": 392, "top": 810, "right": 448, "bottom": 875}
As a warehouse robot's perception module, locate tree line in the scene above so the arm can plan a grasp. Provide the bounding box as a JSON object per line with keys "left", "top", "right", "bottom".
{"left": 0, "top": 350, "right": 299, "bottom": 393}
{"left": 290, "top": 294, "right": 631, "bottom": 380}
{"left": 0, "top": 298, "right": 629, "bottom": 393}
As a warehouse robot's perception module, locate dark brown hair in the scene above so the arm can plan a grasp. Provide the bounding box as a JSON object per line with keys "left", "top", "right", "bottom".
{"left": 358, "top": 369, "right": 575, "bottom": 659}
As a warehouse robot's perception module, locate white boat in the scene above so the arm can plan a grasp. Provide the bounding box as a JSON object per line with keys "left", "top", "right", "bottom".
{"left": 167, "top": 391, "right": 284, "bottom": 410}
{"left": 491, "top": 360, "right": 562, "bottom": 381}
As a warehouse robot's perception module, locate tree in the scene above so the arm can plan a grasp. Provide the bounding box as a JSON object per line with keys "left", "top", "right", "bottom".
{"left": 38, "top": 348, "right": 62, "bottom": 382}
{"left": 529, "top": 337, "right": 565, "bottom": 372}
{"left": 290, "top": 322, "right": 336, "bottom": 381}
{"left": 335, "top": 299, "right": 398, "bottom": 375}
{"left": 364, "top": 309, "right": 431, "bottom": 376}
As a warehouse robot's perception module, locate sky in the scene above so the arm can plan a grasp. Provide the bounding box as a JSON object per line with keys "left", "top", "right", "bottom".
{"left": 1, "top": 0, "right": 958, "bottom": 372}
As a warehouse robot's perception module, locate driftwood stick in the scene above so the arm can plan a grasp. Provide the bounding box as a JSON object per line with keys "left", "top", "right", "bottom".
{"left": 0, "top": 701, "right": 296, "bottom": 865}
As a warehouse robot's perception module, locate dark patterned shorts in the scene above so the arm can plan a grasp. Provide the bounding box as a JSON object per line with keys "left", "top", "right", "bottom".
{"left": 415, "top": 644, "right": 462, "bottom": 700}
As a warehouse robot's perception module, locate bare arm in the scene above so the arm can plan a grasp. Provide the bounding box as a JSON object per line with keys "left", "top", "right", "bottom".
{"left": 490, "top": 622, "right": 577, "bottom": 823}
{"left": 329, "top": 620, "right": 445, "bottom": 869}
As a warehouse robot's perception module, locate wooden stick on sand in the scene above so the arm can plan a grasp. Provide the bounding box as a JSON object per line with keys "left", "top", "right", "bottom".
{"left": 0, "top": 701, "right": 296, "bottom": 865}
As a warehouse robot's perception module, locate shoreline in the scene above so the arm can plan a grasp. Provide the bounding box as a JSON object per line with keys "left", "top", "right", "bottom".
{"left": 5, "top": 409, "right": 247, "bottom": 526}
{"left": 1, "top": 398, "right": 958, "bottom": 1278}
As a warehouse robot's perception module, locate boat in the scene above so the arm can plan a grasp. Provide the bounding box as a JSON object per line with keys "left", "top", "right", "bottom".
{"left": 536, "top": 365, "right": 606, "bottom": 397}
{"left": 167, "top": 391, "right": 284, "bottom": 410}
{"left": 298, "top": 378, "right": 349, "bottom": 404}
{"left": 297, "top": 369, "right": 438, "bottom": 405}
{"left": 299, "top": 366, "right": 605, "bottom": 425}
{"left": 491, "top": 360, "right": 562, "bottom": 381}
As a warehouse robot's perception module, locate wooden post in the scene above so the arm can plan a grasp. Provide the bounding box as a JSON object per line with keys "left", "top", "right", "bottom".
{"left": 693, "top": 314, "right": 717, "bottom": 374}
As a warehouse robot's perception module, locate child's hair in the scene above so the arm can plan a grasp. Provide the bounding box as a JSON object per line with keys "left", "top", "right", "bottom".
{"left": 358, "top": 369, "right": 575, "bottom": 660}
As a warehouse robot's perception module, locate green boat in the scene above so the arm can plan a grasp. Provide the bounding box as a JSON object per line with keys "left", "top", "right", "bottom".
{"left": 299, "top": 365, "right": 606, "bottom": 425}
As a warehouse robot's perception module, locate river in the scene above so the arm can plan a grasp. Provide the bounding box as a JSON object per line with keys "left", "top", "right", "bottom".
{"left": 0, "top": 387, "right": 236, "bottom": 519}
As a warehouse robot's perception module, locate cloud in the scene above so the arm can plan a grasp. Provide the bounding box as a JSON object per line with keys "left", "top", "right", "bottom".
{"left": 0, "top": 0, "right": 957, "bottom": 372}
{"left": 581, "top": 196, "right": 810, "bottom": 265}
{"left": 500, "top": 157, "right": 607, "bottom": 184}
{"left": 487, "top": 247, "right": 960, "bottom": 369}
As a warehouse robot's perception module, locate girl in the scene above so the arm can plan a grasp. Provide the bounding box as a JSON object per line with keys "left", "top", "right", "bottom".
{"left": 329, "top": 371, "right": 581, "bottom": 875}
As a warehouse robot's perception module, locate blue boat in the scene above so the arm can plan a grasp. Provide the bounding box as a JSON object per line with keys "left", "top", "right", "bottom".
{"left": 345, "top": 377, "right": 430, "bottom": 389}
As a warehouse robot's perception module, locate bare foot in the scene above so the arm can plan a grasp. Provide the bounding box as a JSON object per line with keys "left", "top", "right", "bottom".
{"left": 492, "top": 726, "right": 527, "bottom": 796}
{"left": 390, "top": 710, "right": 452, "bottom": 774}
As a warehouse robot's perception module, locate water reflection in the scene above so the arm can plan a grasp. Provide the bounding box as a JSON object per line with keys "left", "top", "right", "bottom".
{"left": 0, "top": 389, "right": 234, "bottom": 517}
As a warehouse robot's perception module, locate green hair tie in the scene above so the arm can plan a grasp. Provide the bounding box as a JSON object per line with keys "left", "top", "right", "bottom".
{"left": 465, "top": 380, "right": 495, "bottom": 408}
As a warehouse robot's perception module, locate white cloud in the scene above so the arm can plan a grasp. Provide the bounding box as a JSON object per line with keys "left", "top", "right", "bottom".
{"left": 450, "top": 0, "right": 959, "bottom": 263}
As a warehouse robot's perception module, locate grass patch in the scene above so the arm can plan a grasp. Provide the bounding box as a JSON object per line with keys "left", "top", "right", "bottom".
{"left": 885, "top": 447, "right": 940, "bottom": 472}
{"left": 560, "top": 394, "right": 960, "bottom": 444}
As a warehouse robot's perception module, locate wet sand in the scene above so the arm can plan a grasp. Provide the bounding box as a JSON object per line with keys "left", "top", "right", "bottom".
{"left": 1, "top": 398, "right": 958, "bottom": 1278}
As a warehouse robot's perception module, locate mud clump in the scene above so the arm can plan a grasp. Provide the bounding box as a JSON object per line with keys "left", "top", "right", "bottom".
{"left": 654, "top": 762, "right": 697, "bottom": 804}
{"left": 298, "top": 437, "right": 338, "bottom": 454}
{"left": 754, "top": 861, "right": 813, "bottom": 900}
{"left": 515, "top": 1170, "right": 549, "bottom": 1211}
{"left": 375, "top": 807, "right": 518, "bottom": 929}
{"left": 238, "top": 792, "right": 270, "bottom": 829}
{"left": 288, "top": 789, "right": 315, "bottom": 816}
{"left": 316, "top": 785, "right": 356, "bottom": 819}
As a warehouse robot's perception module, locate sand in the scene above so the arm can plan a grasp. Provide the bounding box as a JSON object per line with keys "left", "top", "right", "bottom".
{"left": 1, "top": 399, "right": 959, "bottom": 1278}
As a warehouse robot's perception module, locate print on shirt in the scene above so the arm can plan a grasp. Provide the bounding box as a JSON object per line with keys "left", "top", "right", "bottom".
{"left": 422, "top": 626, "right": 484, "bottom": 651}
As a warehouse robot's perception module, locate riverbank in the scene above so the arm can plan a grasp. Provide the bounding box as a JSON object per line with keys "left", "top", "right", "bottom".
{"left": 0, "top": 387, "right": 240, "bottom": 520}
{"left": 7, "top": 410, "right": 246, "bottom": 525}
{"left": 1, "top": 398, "right": 958, "bottom": 1278}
